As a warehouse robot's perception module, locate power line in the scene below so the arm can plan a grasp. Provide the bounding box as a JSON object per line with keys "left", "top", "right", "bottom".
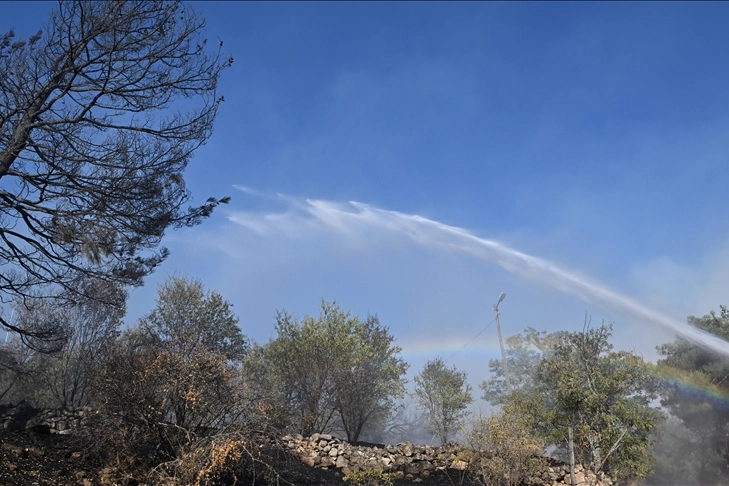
{"left": 445, "top": 318, "right": 496, "bottom": 362}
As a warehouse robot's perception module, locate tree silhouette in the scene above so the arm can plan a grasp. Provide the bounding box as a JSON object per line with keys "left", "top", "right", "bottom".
{"left": 0, "top": 1, "right": 231, "bottom": 346}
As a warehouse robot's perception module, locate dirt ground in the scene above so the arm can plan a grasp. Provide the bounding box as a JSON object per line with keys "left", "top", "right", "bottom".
{"left": 0, "top": 428, "right": 462, "bottom": 486}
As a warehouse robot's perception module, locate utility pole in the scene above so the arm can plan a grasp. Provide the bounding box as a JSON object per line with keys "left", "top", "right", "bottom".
{"left": 494, "top": 292, "right": 511, "bottom": 393}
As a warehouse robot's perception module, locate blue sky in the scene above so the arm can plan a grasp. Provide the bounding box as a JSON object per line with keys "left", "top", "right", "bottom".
{"left": 3, "top": 2, "right": 729, "bottom": 397}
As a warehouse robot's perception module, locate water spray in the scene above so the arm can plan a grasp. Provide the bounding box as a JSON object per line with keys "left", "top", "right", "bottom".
{"left": 311, "top": 200, "right": 729, "bottom": 357}
{"left": 231, "top": 192, "right": 729, "bottom": 357}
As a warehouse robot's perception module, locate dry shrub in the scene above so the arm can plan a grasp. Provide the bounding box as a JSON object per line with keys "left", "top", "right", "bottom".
{"left": 195, "top": 438, "right": 248, "bottom": 485}
{"left": 343, "top": 468, "right": 395, "bottom": 486}
{"left": 467, "top": 400, "right": 544, "bottom": 486}
{"left": 154, "top": 433, "right": 290, "bottom": 486}
{"left": 83, "top": 332, "right": 266, "bottom": 484}
{"left": 80, "top": 277, "right": 290, "bottom": 485}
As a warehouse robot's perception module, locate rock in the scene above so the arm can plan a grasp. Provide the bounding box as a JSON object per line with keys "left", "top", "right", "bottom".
{"left": 400, "top": 441, "right": 414, "bottom": 457}
{"left": 406, "top": 463, "right": 422, "bottom": 475}
{"left": 450, "top": 459, "right": 468, "bottom": 470}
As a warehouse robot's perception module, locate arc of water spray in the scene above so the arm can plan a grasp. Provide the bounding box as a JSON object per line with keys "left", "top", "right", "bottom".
{"left": 296, "top": 198, "right": 729, "bottom": 357}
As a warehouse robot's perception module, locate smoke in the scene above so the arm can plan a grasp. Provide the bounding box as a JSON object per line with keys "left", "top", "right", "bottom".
{"left": 228, "top": 193, "right": 729, "bottom": 357}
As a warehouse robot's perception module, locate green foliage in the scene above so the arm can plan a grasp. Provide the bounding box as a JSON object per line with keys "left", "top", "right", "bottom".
{"left": 480, "top": 327, "right": 565, "bottom": 406}
{"left": 484, "top": 323, "right": 663, "bottom": 482}
{"left": 413, "top": 357, "right": 473, "bottom": 445}
{"left": 343, "top": 469, "right": 394, "bottom": 486}
{"left": 239, "top": 343, "right": 291, "bottom": 430}
{"left": 653, "top": 305, "right": 729, "bottom": 485}
{"left": 333, "top": 315, "right": 409, "bottom": 442}
{"left": 263, "top": 299, "right": 408, "bottom": 440}
{"left": 139, "top": 275, "right": 248, "bottom": 362}
{"left": 536, "top": 323, "right": 663, "bottom": 481}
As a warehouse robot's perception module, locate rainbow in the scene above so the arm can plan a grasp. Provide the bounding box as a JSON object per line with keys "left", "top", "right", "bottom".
{"left": 651, "top": 365, "right": 729, "bottom": 409}
{"left": 402, "top": 336, "right": 729, "bottom": 411}
{"left": 402, "top": 337, "right": 505, "bottom": 359}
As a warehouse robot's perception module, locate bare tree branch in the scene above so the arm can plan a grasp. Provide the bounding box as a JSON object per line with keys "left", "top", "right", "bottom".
{"left": 0, "top": 1, "right": 231, "bottom": 346}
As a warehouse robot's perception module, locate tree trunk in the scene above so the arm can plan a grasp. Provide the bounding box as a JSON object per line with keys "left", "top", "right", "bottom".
{"left": 568, "top": 425, "right": 577, "bottom": 486}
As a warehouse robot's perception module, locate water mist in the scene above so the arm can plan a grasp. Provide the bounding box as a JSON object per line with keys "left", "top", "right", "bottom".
{"left": 292, "top": 198, "right": 729, "bottom": 357}
{"left": 229, "top": 190, "right": 729, "bottom": 357}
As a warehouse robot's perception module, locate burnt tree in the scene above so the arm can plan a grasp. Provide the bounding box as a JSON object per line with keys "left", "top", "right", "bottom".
{"left": 0, "top": 1, "right": 231, "bottom": 347}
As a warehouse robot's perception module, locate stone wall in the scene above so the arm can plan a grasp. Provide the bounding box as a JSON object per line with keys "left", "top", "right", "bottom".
{"left": 0, "top": 402, "right": 90, "bottom": 435}
{"left": 1, "top": 403, "right": 614, "bottom": 486}
{"left": 283, "top": 433, "right": 613, "bottom": 486}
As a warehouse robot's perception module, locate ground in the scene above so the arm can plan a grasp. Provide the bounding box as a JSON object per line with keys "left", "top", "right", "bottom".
{"left": 0, "top": 428, "right": 460, "bottom": 486}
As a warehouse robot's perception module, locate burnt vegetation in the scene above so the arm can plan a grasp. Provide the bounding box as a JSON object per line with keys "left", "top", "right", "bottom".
{"left": 2, "top": 2, "right": 729, "bottom": 486}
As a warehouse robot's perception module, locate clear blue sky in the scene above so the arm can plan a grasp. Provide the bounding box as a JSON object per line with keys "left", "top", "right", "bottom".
{"left": 3, "top": 1, "right": 729, "bottom": 393}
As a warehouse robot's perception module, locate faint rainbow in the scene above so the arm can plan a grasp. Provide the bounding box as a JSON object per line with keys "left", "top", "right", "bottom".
{"left": 652, "top": 365, "right": 729, "bottom": 409}
{"left": 403, "top": 334, "right": 729, "bottom": 410}
{"left": 402, "top": 337, "right": 506, "bottom": 359}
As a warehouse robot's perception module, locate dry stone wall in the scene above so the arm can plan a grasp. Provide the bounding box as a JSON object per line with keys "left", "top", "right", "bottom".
{"left": 0, "top": 402, "right": 90, "bottom": 435}
{"left": 1, "top": 403, "right": 614, "bottom": 486}
{"left": 283, "top": 433, "right": 614, "bottom": 486}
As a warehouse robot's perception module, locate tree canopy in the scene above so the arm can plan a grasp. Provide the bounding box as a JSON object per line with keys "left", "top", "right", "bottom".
{"left": 0, "top": 0, "right": 231, "bottom": 344}
{"left": 413, "top": 357, "right": 473, "bottom": 445}
{"left": 536, "top": 323, "right": 663, "bottom": 481}
{"left": 263, "top": 299, "right": 408, "bottom": 441}
{"left": 139, "top": 275, "right": 247, "bottom": 362}
{"left": 480, "top": 326, "right": 565, "bottom": 406}
{"left": 482, "top": 323, "right": 663, "bottom": 483}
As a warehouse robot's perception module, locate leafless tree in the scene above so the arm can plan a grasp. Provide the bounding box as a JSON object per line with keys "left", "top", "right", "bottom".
{"left": 0, "top": 335, "right": 36, "bottom": 403}
{"left": 13, "top": 277, "right": 126, "bottom": 407}
{"left": 0, "top": 1, "right": 231, "bottom": 346}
